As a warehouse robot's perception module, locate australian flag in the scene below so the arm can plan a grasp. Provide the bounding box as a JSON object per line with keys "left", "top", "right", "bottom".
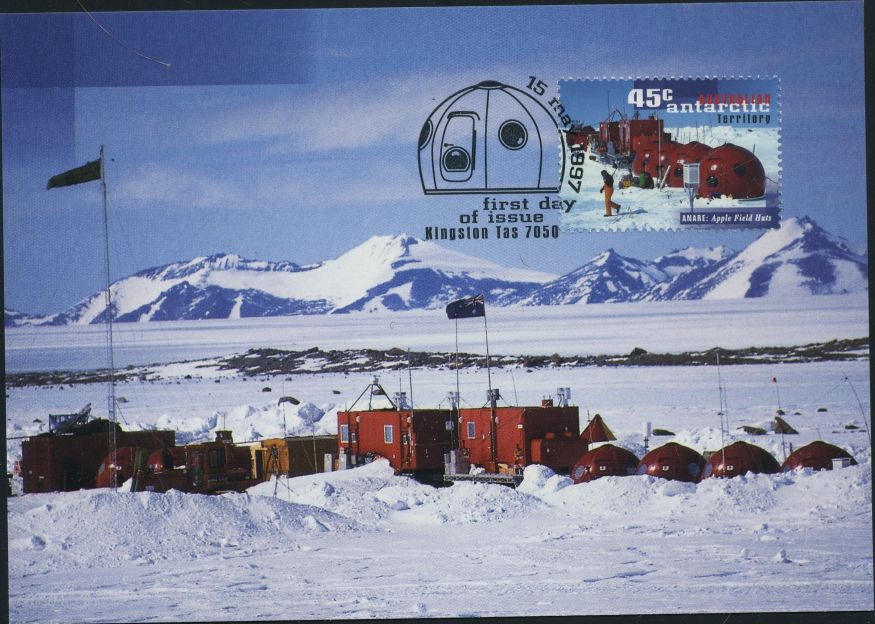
{"left": 445, "top": 294, "right": 485, "bottom": 320}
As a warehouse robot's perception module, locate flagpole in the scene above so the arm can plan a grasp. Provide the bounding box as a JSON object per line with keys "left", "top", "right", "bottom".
{"left": 99, "top": 145, "right": 118, "bottom": 490}
{"left": 454, "top": 319, "right": 460, "bottom": 403}
{"left": 483, "top": 311, "right": 492, "bottom": 395}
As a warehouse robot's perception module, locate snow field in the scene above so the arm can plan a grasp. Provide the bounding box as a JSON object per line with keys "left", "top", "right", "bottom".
{"left": 5, "top": 294, "right": 869, "bottom": 372}
{"left": 8, "top": 455, "right": 872, "bottom": 620}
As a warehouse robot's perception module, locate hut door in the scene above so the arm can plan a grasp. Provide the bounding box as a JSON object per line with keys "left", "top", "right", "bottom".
{"left": 60, "top": 458, "right": 79, "bottom": 491}
{"left": 440, "top": 112, "right": 477, "bottom": 183}
{"left": 190, "top": 450, "right": 204, "bottom": 488}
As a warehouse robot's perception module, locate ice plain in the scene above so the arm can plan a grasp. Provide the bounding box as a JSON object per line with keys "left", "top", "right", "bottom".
{"left": 5, "top": 296, "right": 873, "bottom": 621}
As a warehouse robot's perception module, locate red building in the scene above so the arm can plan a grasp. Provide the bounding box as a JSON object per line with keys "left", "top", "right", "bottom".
{"left": 636, "top": 442, "right": 706, "bottom": 482}
{"left": 21, "top": 419, "right": 176, "bottom": 493}
{"left": 618, "top": 116, "right": 668, "bottom": 154}
{"left": 781, "top": 441, "right": 857, "bottom": 472}
{"left": 701, "top": 441, "right": 780, "bottom": 479}
{"left": 571, "top": 444, "right": 639, "bottom": 484}
{"left": 457, "top": 402, "right": 586, "bottom": 474}
{"left": 698, "top": 143, "right": 766, "bottom": 199}
{"left": 666, "top": 141, "right": 711, "bottom": 188}
{"left": 337, "top": 408, "right": 453, "bottom": 474}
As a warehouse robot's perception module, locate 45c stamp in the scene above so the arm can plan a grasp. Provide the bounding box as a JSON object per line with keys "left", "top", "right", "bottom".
{"left": 558, "top": 77, "right": 781, "bottom": 231}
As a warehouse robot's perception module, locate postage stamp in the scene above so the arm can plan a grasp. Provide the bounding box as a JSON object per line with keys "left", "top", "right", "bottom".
{"left": 558, "top": 77, "right": 781, "bottom": 231}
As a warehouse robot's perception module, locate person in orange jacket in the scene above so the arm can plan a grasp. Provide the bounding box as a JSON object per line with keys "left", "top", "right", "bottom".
{"left": 600, "top": 169, "right": 621, "bottom": 216}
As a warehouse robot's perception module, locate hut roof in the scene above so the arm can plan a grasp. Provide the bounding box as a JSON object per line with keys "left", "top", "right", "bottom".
{"left": 581, "top": 414, "right": 616, "bottom": 443}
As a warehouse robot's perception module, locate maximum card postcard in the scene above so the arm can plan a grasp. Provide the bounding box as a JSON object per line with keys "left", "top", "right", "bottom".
{"left": 2, "top": 2, "right": 870, "bottom": 623}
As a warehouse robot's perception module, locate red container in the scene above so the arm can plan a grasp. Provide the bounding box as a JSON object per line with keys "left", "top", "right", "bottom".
{"left": 781, "top": 441, "right": 857, "bottom": 472}
{"left": 618, "top": 117, "right": 665, "bottom": 154}
{"left": 458, "top": 405, "right": 582, "bottom": 473}
{"left": 698, "top": 143, "right": 766, "bottom": 199}
{"left": 702, "top": 441, "right": 780, "bottom": 479}
{"left": 637, "top": 442, "right": 706, "bottom": 482}
{"left": 530, "top": 434, "right": 590, "bottom": 472}
{"left": 666, "top": 141, "right": 711, "bottom": 188}
{"left": 337, "top": 409, "right": 453, "bottom": 473}
{"left": 21, "top": 420, "right": 176, "bottom": 493}
{"left": 571, "top": 444, "right": 640, "bottom": 484}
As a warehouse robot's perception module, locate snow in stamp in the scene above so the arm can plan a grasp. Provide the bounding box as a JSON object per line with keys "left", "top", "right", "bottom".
{"left": 558, "top": 77, "right": 781, "bottom": 231}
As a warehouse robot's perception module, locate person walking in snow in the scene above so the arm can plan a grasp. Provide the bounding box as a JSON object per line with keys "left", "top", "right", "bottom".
{"left": 600, "top": 169, "right": 621, "bottom": 216}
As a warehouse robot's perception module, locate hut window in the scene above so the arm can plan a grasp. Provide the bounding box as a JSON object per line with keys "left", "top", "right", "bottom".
{"left": 661, "top": 464, "right": 670, "bottom": 471}
{"left": 340, "top": 424, "right": 349, "bottom": 443}
{"left": 706, "top": 174, "right": 719, "bottom": 187}
{"left": 418, "top": 120, "right": 433, "bottom": 150}
{"left": 442, "top": 147, "right": 471, "bottom": 172}
{"left": 467, "top": 421, "right": 476, "bottom": 439}
{"left": 499, "top": 120, "right": 527, "bottom": 150}
{"left": 383, "top": 425, "right": 394, "bottom": 444}
{"left": 208, "top": 448, "right": 225, "bottom": 469}
{"left": 733, "top": 163, "right": 747, "bottom": 177}
{"left": 599, "top": 465, "right": 608, "bottom": 471}
{"left": 726, "top": 464, "right": 735, "bottom": 471}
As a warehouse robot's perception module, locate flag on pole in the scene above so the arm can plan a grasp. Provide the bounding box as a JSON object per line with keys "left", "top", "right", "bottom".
{"left": 445, "top": 294, "right": 485, "bottom": 320}
{"left": 47, "top": 158, "right": 101, "bottom": 189}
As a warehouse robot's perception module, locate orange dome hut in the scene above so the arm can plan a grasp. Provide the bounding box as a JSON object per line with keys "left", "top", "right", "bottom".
{"left": 698, "top": 143, "right": 766, "bottom": 199}
{"left": 702, "top": 441, "right": 780, "bottom": 479}
{"left": 655, "top": 142, "right": 682, "bottom": 182}
{"left": 571, "top": 444, "right": 639, "bottom": 484}
{"left": 636, "top": 442, "right": 706, "bottom": 482}
{"left": 666, "top": 141, "right": 711, "bottom": 188}
{"left": 781, "top": 441, "right": 857, "bottom": 472}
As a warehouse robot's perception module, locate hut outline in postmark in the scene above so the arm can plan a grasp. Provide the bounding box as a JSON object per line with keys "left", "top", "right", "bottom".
{"left": 418, "top": 79, "right": 566, "bottom": 195}
{"left": 558, "top": 77, "right": 781, "bottom": 231}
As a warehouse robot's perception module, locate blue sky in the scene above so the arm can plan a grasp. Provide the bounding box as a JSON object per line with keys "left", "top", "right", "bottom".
{"left": 1, "top": 3, "right": 867, "bottom": 314}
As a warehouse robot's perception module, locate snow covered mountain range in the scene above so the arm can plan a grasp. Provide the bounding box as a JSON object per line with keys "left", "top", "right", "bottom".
{"left": 5, "top": 217, "right": 867, "bottom": 327}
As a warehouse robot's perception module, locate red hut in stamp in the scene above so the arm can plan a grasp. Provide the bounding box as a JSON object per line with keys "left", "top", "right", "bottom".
{"left": 631, "top": 137, "right": 661, "bottom": 178}
{"left": 699, "top": 143, "right": 766, "bottom": 199}
{"left": 702, "top": 441, "right": 780, "bottom": 479}
{"left": 781, "top": 441, "right": 857, "bottom": 472}
{"left": 571, "top": 444, "right": 639, "bottom": 484}
{"left": 636, "top": 442, "right": 706, "bottom": 482}
{"left": 618, "top": 116, "right": 667, "bottom": 155}
{"left": 667, "top": 141, "right": 711, "bottom": 188}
